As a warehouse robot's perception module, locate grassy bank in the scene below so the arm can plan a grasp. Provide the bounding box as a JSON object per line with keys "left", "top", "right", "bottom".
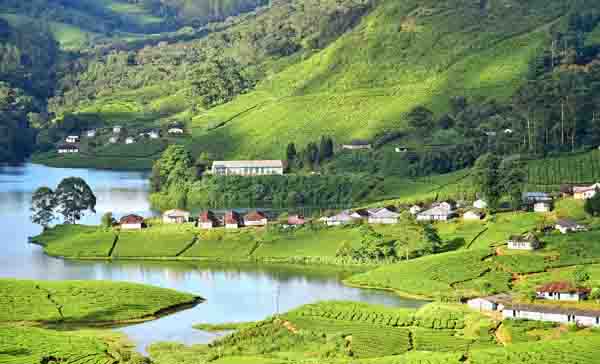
{"left": 32, "top": 151, "right": 157, "bottom": 171}
{"left": 1, "top": 278, "right": 201, "bottom": 324}
{"left": 150, "top": 299, "right": 600, "bottom": 364}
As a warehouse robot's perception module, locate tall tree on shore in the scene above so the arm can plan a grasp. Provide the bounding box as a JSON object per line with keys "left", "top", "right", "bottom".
{"left": 54, "top": 177, "right": 96, "bottom": 224}
{"left": 30, "top": 187, "right": 56, "bottom": 230}
{"left": 286, "top": 142, "right": 297, "bottom": 169}
{"left": 472, "top": 153, "right": 502, "bottom": 209}
{"left": 319, "top": 136, "right": 334, "bottom": 162}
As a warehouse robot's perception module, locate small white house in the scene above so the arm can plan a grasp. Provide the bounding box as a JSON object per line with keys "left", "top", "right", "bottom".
{"left": 463, "top": 210, "right": 484, "bottom": 221}
{"left": 573, "top": 183, "right": 600, "bottom": 200}
{"left": 555, "top": 219, "right": 587, "bottom": 234}
{"left": 244, "top": 211, "right": 268, "bottom": 227}
{"left": 113, "top": 126, "right": 122, "bottom": 134}
{"left": 148, "top": 131, "right": 160, "bottom": 139}
{"left": 536, "top": 282, "right": 590, "bottom": 302}
{"left": 323, "top": 211, "right": 356, "bottom": 226}
{"left": 198, "top": 211, "right": 218, "bottom": 229}
{"left": 162, "top": 209, "right": 190, "bottom": 224}
{"left": 504, "top": 129, "right": 514, "bottom": 134}
{"left": 57, "top": 145, "right": 79, "bottom": 154}
{"left": 416, "top": 206, "right": 456, "bottom": 222}
{"left": 342, "top": 140, "right": 372, "bottom": 150}
{"left": 168, "top": 127, "right": 185, "bottom": 135}
{"left": 467, "top": 294, "right": 510, "bottom": 312}
{"left": 125, "top": 137, "right": 135, "bottom": 145}
{"left": 65, "top": 135, "right": 79, "bottom": 143}
{"left": 507, "top": 233, "right": 540, "bottom": 250}
{"left": 534, "top": 201, "right": 552, "bottom": 213}
{"left": 395, "top": 146, "right": 409, "bottom": 153}
{"left": 86, "top": 130, "right": 97, "bottom": 138}
{"left": 473, "top": 199, "right": 487, "bottom": 209}
{"left": 224, "top": 211, "right": 241, "bottom": 229}
{"left": 367, "top": 208, "right": 400, "bottom": 224}
{"left": 109, "top": 136, "right": 118, "bottom": 144}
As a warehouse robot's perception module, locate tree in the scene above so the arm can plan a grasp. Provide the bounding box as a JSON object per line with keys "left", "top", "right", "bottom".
{"left": 195, "top": 151, "right": 213, "bottom": 173}
{"left": 101, "top": 212, "right": 115, "bottom": 229}
{"left": 573, "top": 266, "right": 590, "bottom": 285}
{"left": 54, "top": 177, "right": 97, "bottom": 224}
{"left": 407, "top": 106, "right": 434, "bottom": 135}
{"left": 156, "top": 145, "right": 195, "bottom": 191}
{"left": 584, "top": 188, "right": 600, "bottom": 216}
{"left": 319, "top": 136, "right": 334, "bottom": 162}
{"left": 590, "top": 288, "right": 600, "bottom": 303}
{"left": 190, "top": 58, "right": 253, "bottom": 109}
{"left": 303, "top": 142, "right": 319, "bottom": 169}
{"left": 472, "top": 154, "right": 502, "bottom": 209}
{"left": 30, "top": 187, "right": 56, "bottom": 230}
{"left": 499, "top": 157, "right": 526, "bottom": 209}
{"left": 286, "top": 143, "right": 297, "bottom": 168}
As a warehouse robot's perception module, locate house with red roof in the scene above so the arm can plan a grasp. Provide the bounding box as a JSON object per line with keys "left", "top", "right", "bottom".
{"left": 198, "top": 211, "right": 218, "bottom": 229}
{"left": 287, "top": 214, "right": 306, "bottom": 226}
{"left": 224, "top": 211, "right": 242, "bottom": 229}
{"left": 244, "top": 211, "right": 268, "bottom": 227}
{"left": 120, "top": 214, "right": 145, "bottom": 230}
{"left": 536, "top": 281, "right": 591, "bottom": 302}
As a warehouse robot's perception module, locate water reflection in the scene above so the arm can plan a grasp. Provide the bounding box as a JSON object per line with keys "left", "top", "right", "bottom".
{"left": 0, "top": 164, "right": 425, "bottom": 353}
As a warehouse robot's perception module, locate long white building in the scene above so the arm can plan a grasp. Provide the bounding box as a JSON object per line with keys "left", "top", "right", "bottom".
{"left": 211, "top": 160, "right": 285, "bottom": 176}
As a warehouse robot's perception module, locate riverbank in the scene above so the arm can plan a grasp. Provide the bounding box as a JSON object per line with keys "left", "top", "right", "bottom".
{"left": 149, "top": 300, "right": 600, "bottom": 364}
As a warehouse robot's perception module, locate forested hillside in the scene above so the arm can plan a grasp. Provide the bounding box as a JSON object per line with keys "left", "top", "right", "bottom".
{"left": 4, "top": 0, "right": 600, "bottom": 167}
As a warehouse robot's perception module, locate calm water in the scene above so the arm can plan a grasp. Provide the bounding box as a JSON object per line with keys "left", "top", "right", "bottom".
{"left": 0, "top": 163, "right": 425, "bottom": 353}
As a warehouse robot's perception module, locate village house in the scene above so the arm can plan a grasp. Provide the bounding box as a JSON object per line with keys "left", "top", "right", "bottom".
{"left": 467, "top": 294, "right": 511, "bottom": 312}
{"left": 322, "top": 210, "right": 356, "bottom": 226}
{"left": 416, "top": 206, "right": 456, "bottom": 222}
{"left": 341, "top": 140, "right": 372, "bottom": 150}
{"left": 350, "top": 209, "right": 370, "bottom": 220}
{"left": 533, "top": 201, "right": 553, "bottom": 213}
{"left": 120, "top": 214, "right": 145, "bottom": 230}
{"left": 125, "top": 137, "right": 136, "bottom": 144}
{"left": 162, "top": 209, "right": 191, "bottom": 224}
{"left": 198, "top": 211, "right": 218, "bottom": 229}
{"left": 573, "top": 183, "right": 600, "bottom": 200}
{"left": 57, "top": 144, "right": 79, "bottom": 154}
{"left": 225, "top": 211, "right": 242, "bottom": 229}
{"left": 409, "top": 205, "right": 423, "bottom": 215}
{"left": 65, "top": 135, "right": 80, "bottom": 143}
{"left": 507, "top": 233, "right": 540, "bottom": 250}
{"left": 504, "top": 128, "right": 514, "bottom": 134}
{"left": 523, "top": 192, "right": 552, "bottom": 203}
{"left": 86, "top": 130, "right": 97, "bottom": 138}
{"left": 287, "top": 214, "right": 306, "bottom": 226}
{"left": 395, "top": 146, "right": 409, "bottom": 153}
{"left": 367, "top": 208, "right": 400, "bottom": 224}
{"left": 537, "top": 282, "right": 591, "bottom": 302}
{"left": 168, "top": 127, "right": 185, "bottom": 135}
{"left": 502, "top": 303, "right": 600, "bottom": 327}
{"left": 555, "top": 219, "right": 588, "bottom": 234}
{"left": 113, "top": 126, "right": 122, "bottom": 134}
{"left": 148, "top": 130, "right": 160, "bottom": 139}
{"left": 463, "top": 210, "right": 484, "bottom": 221}
{"left": 212, "top": 160, "right": 286, "bottom": 176}
{"left": 473, "top": 199, "right": 488, "bottom": 209}
{"left": 244, "top": 211, "right": 268, "bottom": 227}
{"left": 109, "top": 136, "right": 118, "bottom": 144}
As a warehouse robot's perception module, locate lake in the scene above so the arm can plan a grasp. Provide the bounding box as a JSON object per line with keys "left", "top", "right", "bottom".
{"left": 0, "top": 163, "right": 426, "bottom": 353}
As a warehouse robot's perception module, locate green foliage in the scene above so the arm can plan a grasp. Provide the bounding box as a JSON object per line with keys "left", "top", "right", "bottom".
{"left": 101, "top": 212, "right": 115, "bottom": 229}
{"left": 585, "top": 188, "right": 600, "bottom": 216}
{"left": 30, "top": 186, "right": 56, "bottom": 230}
{"left": 0, "top": 278, "right": 198, "bottom": 323}
{"left": 114, "top": 224, "right": 197, "bottom": 257}
{"left": 573, "top": 266, "right": 591, "bottom": 284}
{"left": 54, "top": 177, "right": 97, "bottom": 224}
{"left": 32, "top": 224, "right": 117, "bottom": 257}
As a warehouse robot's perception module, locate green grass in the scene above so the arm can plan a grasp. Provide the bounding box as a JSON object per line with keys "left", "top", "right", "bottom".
{"left": 182, "top": 229, "right": 259, "bottom": 258}
{"left": 0, "top": 325, "right": 143, "bottom": 364}
{"left": 32, "top": 225, "right": 116, "bottom": 258}
{"left": 32, "top": 152, "right": 158, "bottom": 171}
{"left": 526, "top": 150, "right": 600, "bottom": 186}
{"left": 0, "top": 278, "right": 199, "bottom": 323}
{"left": 345, "top": 249, "right": 494, "bottom": 299}
{"left": 114, "top": 224, "right": 197, "bottom": 258}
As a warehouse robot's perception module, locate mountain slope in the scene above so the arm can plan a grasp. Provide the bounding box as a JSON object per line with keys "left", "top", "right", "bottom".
{"left": 187, "top": 0, "right": 571, "bottom": 158}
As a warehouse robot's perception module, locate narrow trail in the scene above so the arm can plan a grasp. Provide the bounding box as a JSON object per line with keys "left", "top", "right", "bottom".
{"left": 465, "top": 227, "right": 489, "bottom": 249}
{"left": 176, "top": 235, "right": 199, "bottom": 257}
{"left": 107, "top": 234, "right": 120, "bottom": 257}
{"left": 36, "top": 285, "right": 64, "bottom": 321}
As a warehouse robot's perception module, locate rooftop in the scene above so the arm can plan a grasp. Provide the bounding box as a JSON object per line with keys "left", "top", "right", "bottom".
{"left": 537, "top": 281, "right": 591, "bottom": 294}
{"left": 213, "top": 160, "right": 285, "bottom": 168}
{"left": 120, "top": 214, "right": 144, "bottom": 224}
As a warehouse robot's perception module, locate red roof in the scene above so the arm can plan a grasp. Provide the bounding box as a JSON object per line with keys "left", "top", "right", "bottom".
{"left": 288, "top": 215, "right": 306, "bottom": 225}
{"left": 224, "top": 211, "right": 240, "bottom": 225}
{"left": 537, "top": 281, "right": 591, "bottom": 294}
{"left": 120, "top": 214, "right": 144, "bottom": 224}
{"left": 198, "top": 211, "right": 217, "bottom": 223}
{"left": 244, "top": 211, "right": 267, "bottom": 222}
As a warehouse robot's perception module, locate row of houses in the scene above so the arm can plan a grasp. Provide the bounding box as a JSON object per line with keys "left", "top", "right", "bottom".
{"left": 467, "top": 282, "right": 599, "bottom": 327}
{"left": 319, "top": 207, "right": 401, "bottom": 225}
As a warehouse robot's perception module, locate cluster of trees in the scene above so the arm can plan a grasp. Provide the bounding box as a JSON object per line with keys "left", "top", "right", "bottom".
{"left": 286, "top": 136, "right": 334, "bottom": 171}
{"left": 30, "top": 177, "right": 97, "bottom": 229}
{"left": 472, "top": 154, "right": 526, "bottom": 209}
{"left": 336, "top": 218, "right": 442, "bottom": 262}
{"left": 49, "top": 0, "right": 371, "bottom": 115}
